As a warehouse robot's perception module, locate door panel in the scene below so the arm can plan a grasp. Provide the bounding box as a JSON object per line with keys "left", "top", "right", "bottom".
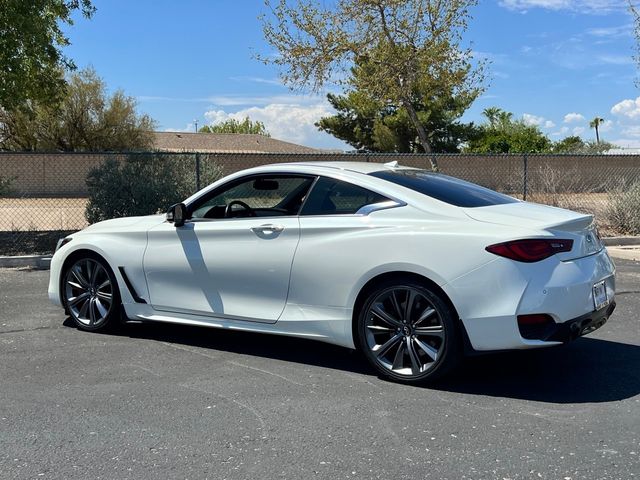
{"left": 143, "top": 217, "right": 300, "bottom": 322}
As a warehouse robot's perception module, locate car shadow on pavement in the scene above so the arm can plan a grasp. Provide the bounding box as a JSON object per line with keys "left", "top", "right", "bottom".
{"left": 64, "top": 318, "right": 640, "bottom": 404}
{"left": 437, "top": 338, "right": 640, "bottom": 404}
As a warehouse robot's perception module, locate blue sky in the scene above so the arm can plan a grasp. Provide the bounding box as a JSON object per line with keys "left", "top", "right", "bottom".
{"left": 63, "top": 0, "right": 640, "bottom": 150}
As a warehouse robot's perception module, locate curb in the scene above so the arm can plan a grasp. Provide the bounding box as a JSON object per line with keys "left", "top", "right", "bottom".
{"left": 603, "top": 236, "right": 640, "bottom": 247}
{"left": 606, "top": 246, "right": 640, "bottom": 262}
{"left": 0, "top": 255, "right": 52, "bottom": 269}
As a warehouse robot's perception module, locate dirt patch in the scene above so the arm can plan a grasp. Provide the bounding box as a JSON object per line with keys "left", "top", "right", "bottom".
{"left": 0, "top": 198, "right": 88, "bottom": 231}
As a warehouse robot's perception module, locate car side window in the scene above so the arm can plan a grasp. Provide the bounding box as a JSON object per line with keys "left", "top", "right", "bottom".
{"left": 191, "top": 175, "right": 315, "bottom": 219}
{"left": 300, "top": 176, "right": 389, "bottom": 216}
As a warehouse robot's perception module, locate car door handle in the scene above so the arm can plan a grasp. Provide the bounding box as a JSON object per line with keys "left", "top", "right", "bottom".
{"left": 251, "top": 224, "right": 285, "bottom": 234}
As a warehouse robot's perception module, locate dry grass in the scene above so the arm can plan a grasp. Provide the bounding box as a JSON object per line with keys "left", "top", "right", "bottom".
{"left": 524, "top": 192, "right": 615, "bottom": 235}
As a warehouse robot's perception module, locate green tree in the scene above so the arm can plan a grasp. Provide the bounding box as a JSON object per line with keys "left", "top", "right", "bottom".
{"left": 317, "top": 55, "right": 477, "bottom": 153}
{"left": 0, "top": 68, "right": 156, "bottom": 151}
{"left": 553, "top": 135, "right": 585, "bottom": 153}
{"left": 199, "top": 117, "right": 270, "bottom": 136}
{"left": 465, "top": 108, "right": 553, "bottom": 153}
{"left": 589, "top": 116, "right": 605, "bottom": 144}
{"left": 85, "top": 154, "right": 223, "bottom": 223}
{"left": 482, "top": 107, "right": 513, "bottom": 129}
{"left": 553, "top": 135, "right": 615, "bottom": 154}
{"left": 0, "top": 0, "right": 95, "bottom": 110}
{"left": 259, "top": 0, "right": 486, "bottom": 170}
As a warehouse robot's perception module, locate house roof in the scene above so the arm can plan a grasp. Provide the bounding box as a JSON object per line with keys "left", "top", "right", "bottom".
{"left": 152, "top": 132, "right": 320, "bottom": 154}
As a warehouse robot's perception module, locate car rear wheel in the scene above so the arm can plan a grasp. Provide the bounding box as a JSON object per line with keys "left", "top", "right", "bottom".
{"left": 357, "top": 280, "right": 460, "bottom": 384}
{"left": 63, "top": 255, "right": 120, "bottom": 331}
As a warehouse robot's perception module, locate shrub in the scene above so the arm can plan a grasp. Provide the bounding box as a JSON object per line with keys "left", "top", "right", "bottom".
{"left": 85, "top": 154, "right": 222, "bottom": 224}
{"left": 0, "top": 175, "right": 14, "bottom": 197}
{"left": 607, "top": 182, "right": 640, "bottom": 235}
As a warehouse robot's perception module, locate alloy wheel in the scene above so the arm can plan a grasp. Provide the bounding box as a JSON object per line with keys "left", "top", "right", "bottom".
{"left": 64, "top": 258, "right": 114, "bottom": 328}
{"left": 364, "top": 286, "right": 446, "bottom": 377}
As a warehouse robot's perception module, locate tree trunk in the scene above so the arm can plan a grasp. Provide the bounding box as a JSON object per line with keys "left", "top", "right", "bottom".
{"left": 595, "top": 125, "right": 600, "bottom": 144}
{"left": 401, "top": 98, "right": 438, "bottom": 171}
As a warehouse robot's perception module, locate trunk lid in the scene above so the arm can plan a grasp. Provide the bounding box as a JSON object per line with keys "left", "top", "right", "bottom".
{"left": 464, "top": 202, "right": 603, "bottom": 260}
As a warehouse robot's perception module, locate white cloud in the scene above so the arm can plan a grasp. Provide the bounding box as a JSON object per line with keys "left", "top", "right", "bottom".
{"left": 228, "top": 76, "right": 282, "bottom": 86}
{"left": 499, "top": 0, "right": 626, "bottom": 13}
{"left": 573, "top": 126, "right": 586, "bottom": 135}
{"left": 586, "top": 24, "right": 633, "bottom": 38}
{"left": 595, "top": 54, "right": 634, "bottom": 65}
{"left": 206, "top": 94, "right": 326, "bottom": 107}
{"left": 533, "top": 35, "right": 634, "bottom": 70}
{"left": 203, "top": 102, "right": 343, "bottom": 149}
{"left": 478, "top": 94, "right": 500, "bottom": 101}
{"left": 203, "top": 110, "right": 230, "bottom": 125}
{"left": 564, "top": 113, "right": 585, "bottom": 123}
{"left": 551, "top": 126, "right": 568, "bottom": 137}
{"left": 599, "top": 119, "right": 614, "bottom": 132}
{"left": 609, "top": 138, "right": 640, "bottom": 148}
{"left": 621, "top": 125, "right": 640, "bottom": 137}
{"left": 500, "top": 0, "right": 571, "bottom": 10}
{"left": 164, "top": 123, "right": 196, "bottom": 133}
{"left": 611, "top": 97, "right": 640, "bottom": 120}
{"left": 522, "top": 113, "right": 555, "bottom": 129}
{"left": 522, "top": 113, "right": 543, "bottom": 126}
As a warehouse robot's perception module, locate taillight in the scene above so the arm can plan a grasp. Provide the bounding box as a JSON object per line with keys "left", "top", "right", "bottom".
{"left": 485, "top": 239, "right": 573, "bottom": 263}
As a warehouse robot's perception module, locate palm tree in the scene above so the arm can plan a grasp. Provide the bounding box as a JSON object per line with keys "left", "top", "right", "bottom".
{"left": 482, "top": 107, "right": 512, "bottom": 129}
{"left": 590, "top": 117, "right": 605, "bottom": 144}
{"left": 482, "top": 107, "right": 502, "bottom": 127}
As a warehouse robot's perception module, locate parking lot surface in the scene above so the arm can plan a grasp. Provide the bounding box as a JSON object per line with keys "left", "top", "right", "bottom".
{"left": 0, "top": 260, "right": 638, "bottom": 479}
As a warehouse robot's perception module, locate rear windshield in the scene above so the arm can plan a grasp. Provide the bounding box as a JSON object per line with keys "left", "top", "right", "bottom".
{"left": 370, "top": 170, "right": 519, "bottom": 208}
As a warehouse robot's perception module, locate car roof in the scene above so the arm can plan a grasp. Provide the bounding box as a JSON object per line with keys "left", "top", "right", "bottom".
{"left": 269, "top": 161, "right": 418, "bottom": 175}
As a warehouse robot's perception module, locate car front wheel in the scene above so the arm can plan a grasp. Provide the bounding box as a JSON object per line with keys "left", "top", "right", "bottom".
{"left": 63, "top": 255, "right": 120, "bottom": 331}
{"left": 357, "top": 280, "right": 460, "bottom": 384}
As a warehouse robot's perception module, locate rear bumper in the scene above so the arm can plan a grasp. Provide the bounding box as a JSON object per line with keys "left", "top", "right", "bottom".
{"left": 445, "top": 248, "right": 616, "bottom": 351}
{"left": 521, "top": 302, "right": 616, "bottom": 343}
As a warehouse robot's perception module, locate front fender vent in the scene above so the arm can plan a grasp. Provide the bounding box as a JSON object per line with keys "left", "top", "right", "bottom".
{"left": 118, "top": 267, "right": 147, "bottom": 304}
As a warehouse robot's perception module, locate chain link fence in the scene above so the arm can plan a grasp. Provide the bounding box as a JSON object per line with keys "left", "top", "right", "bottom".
{"left": 1, "top": 151, "right": 639, "bottom": 256}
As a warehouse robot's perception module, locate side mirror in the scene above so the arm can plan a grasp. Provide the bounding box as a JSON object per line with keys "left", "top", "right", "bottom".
{"left": 166, "top": 203, "right": 188, "bottom": 227}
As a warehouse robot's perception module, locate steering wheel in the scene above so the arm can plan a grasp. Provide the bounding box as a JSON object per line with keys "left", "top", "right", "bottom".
{"left": 225, "top": 200, "right": 257, "bottom": 218}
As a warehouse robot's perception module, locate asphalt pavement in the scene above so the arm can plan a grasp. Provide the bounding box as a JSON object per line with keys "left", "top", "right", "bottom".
{"left": 0, "top": 260, "right": 639, "bottom": 479}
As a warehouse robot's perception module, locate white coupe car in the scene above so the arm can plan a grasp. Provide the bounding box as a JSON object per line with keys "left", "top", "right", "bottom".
{"left": 48, "top": 161, "right": 616, "bottom": 383}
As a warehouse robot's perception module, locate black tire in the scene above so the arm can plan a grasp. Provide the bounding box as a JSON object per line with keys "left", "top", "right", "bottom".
{"left": 356, "top": 279, "right": 460, "bottom": 384}
{"left": 62, "top": 253, "right": 121, "bottom": 332}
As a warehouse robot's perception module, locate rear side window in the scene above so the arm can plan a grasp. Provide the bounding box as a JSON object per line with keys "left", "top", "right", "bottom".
{"left": 370, "top": 170, "right": 518, "bottom": 208}
{"left": 301, "top": 177, "right": 389, "bottom": 215}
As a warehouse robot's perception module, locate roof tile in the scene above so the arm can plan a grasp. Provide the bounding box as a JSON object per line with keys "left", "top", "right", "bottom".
{"left": 152, "top": 132, "right": 320, "bottom": 153}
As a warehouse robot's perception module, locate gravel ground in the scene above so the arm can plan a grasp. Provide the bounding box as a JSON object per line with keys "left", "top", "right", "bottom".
{"left": 0, "top": 260, "right": 638, "bottom": 480}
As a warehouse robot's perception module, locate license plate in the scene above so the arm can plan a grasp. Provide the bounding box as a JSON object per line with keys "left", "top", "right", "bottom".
{"left": 593, "top": 280, "right": 609, "bottom": 310}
